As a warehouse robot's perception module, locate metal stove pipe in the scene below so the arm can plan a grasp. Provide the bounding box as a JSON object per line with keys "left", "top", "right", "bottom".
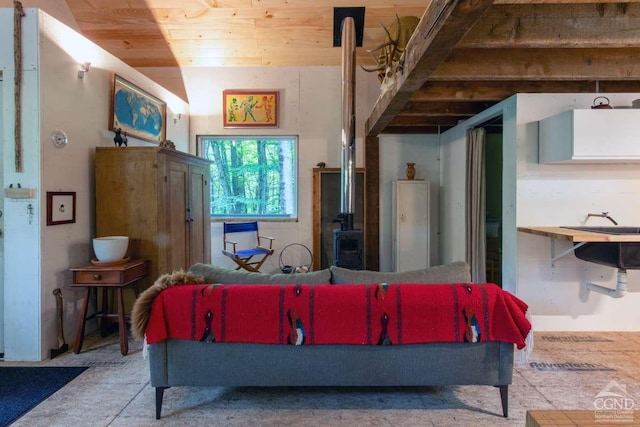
{"left": 339, "top": 16, "right": 356, "bottom": 231}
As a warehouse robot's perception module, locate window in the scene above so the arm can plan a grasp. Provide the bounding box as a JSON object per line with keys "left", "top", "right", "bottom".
{"left": 197, "top": 135, "right": 297, "bottom": 219}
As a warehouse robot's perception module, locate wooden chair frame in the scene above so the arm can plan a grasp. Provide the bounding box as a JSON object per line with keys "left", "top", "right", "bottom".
{"left": 222, "top": 222, "right": 275, "bottom": 272}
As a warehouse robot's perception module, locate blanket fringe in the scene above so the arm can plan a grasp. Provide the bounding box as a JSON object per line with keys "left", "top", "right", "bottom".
{"left": 517, "top": 311, "right": 533, "bottom": 364}
{"left": 142, "top": 335, "right": 149, "bottom": 360}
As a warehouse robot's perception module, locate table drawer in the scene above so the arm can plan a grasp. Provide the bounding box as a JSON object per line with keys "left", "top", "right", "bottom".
{"left": 122, "top": 261, "right": 148, "bottom": 282}
{"left": 74, "top": 270, "right": 122, "bottom": 284}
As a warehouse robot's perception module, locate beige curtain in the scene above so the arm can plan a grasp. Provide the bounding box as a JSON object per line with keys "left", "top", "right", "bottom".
{"left": 466, "top": 127, "right": 486, "bottom": 283}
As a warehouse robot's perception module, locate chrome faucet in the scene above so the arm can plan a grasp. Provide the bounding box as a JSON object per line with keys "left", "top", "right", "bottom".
{"left": 587, "top": 212, "right": 618, "bottom": 225}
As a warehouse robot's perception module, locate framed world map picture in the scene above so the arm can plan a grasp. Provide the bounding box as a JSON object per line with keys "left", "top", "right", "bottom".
{"left": 110, "top": 75, "right": 166, "bottom": 143}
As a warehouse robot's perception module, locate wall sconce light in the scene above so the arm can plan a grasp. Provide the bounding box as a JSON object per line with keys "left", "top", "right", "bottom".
{"left": 77, "top": 62, "right": 91, "bottom": 79}
{"left": 173, "top": 113, "right": 182, "bottom": 124}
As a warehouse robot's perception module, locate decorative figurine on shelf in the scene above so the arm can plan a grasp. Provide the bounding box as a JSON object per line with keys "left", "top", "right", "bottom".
{"left": 406, "top": 162, "right": 416, "bottom": 180}
{"left": 113, "top": 127, "right": 128, "bottom": 147}
{"left": 159, "top": 139, "right": 176, "bottom": 150}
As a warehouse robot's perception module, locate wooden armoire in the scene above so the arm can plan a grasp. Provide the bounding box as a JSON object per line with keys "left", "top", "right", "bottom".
{"left": 95, "top": 147, "right": 211, "bottom": 291}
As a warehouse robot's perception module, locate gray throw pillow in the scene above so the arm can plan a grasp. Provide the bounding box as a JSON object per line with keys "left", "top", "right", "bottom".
{"left": 188, "top": 263, "right": 332, "bottom": 285}
{"left": 329, "top": 261, "right": 471, "bottom": 284}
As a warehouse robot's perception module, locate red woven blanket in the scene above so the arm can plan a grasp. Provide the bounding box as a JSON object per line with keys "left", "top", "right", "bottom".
{"left": 145, "top": 283, "right": 531, "bottom": 349}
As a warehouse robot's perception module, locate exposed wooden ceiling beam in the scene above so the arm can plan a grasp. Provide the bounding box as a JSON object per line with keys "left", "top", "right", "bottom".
{"left": 494, "top": 0, "right": 631, "bottom": 4}
{"left": 381, "top": 125, "right": 445, "bottom": 134}
{"left": 389, "top": 115, "right": 465, "bottom": 127}
{"left": 460, "top": 3, "right": 640, "bottom": 49}
{"left": 365, "top": 0, "right": 495, "bottom": 137}
{"left": 433, "top": 47, "right": 640, "bottom": 80}
{"left": 401, "top": 100, "right": 497, "bottom": 116}
{"left": 410, "top": 80, "right": 640, "bottom": 101}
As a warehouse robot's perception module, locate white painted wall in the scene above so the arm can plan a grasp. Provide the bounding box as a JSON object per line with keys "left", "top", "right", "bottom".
{"left": 1, "top": 8, "right": 189, "bottom": 360}
{"left": 379, "top": 134, "right": 440, "bottom": 271}
{"left": 2, "top": 7, "right": 44, "bottom": 362}
{"left": 439, "top": 93, "right": 640, "bottom": 332}
{"left": 514, "top": 93, "right": 640, "bottom": 331}
{"left": 182, "top": 66, "right": 380, "bottom": 273}
{"left": 439, "top": 123, "right": 470, "bottom": 266}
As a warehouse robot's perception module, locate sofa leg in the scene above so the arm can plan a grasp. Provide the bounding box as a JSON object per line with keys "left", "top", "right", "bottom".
{"left": 156, "top": 386, "right": 169, "bottom": 419}
{"left": 498, "top": 385, "right": 508, "bottom": 417}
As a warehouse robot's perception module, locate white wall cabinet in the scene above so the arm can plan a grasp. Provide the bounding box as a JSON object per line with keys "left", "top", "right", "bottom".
{"left": 539, "top": 109, "right": 640, "bottom": 163}
{"left": 392, "top": 180, "right": 430, "bottom": 272}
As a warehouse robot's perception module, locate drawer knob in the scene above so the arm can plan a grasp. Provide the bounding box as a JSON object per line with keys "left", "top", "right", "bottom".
{"left": 93, "top": 274, "right": 102, "bottom": 280}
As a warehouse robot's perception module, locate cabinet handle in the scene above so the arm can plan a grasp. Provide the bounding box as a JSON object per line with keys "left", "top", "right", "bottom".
{"left": 93, "top": 274, "right": 102, "bottom": 280}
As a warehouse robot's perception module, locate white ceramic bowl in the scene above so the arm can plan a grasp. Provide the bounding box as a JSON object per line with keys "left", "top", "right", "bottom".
{"left": 93, "top": 236, "right": 129, "bottom": 262}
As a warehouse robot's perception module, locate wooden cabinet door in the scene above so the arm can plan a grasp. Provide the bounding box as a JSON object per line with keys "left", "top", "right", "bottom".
{"left": 188, "top": 163, "right": 211, "bottom": 266}
{"left": 166, "top": 159, "right": 190, "bottom": 272}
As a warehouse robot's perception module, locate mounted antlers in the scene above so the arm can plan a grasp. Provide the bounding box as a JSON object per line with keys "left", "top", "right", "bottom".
{"left": 362, "top": 15, "right": 419, "bottom": 83}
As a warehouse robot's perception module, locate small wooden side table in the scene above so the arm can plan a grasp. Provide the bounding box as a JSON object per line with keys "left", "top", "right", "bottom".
{"left": 70, "top": 259, "right": 149, "bottom": 355}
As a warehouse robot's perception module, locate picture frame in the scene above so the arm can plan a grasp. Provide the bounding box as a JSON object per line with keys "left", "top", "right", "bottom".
{"left": 110, "top": 75, "right": 167, "bottom": 143}
{"left": 223, "top": 90, "right": 278, "bottom": 128}
{"left": 46, "top": 191, "right": 76, "bottom": 226}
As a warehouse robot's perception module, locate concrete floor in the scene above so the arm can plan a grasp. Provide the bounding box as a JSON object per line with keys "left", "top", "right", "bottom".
{"left": 3, "top": 331, "right": 640, "bottom": 426}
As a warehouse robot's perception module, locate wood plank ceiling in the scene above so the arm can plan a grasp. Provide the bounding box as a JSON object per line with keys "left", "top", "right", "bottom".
{"left": 65, "top": 0, "right": 640, "bottom": 135}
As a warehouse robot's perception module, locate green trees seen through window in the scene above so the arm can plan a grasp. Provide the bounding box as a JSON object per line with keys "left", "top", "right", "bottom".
{"left": 197, "top": 136, "right": 297, "bottom": 219}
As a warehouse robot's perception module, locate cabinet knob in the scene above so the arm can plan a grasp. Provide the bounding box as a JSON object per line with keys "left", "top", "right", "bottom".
{"left": 93, "top": 274, "right": 102, "bottom": 280}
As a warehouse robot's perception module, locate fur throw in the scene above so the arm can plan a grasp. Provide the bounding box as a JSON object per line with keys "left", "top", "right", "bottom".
{"left": 130, "top": 269, "right": 205, "bottom": 340}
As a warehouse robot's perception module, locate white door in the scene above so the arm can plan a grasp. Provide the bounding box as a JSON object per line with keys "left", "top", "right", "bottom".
{"left": 393, "top": 180, "right": 430, "bottom": 272}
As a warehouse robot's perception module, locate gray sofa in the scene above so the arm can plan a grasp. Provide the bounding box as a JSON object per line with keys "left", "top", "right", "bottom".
{"left": 146, "top": 262, "right": 515, "bottom": 419}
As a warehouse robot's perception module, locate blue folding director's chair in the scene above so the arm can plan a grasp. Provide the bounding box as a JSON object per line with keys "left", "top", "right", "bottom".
{"left": 222, "top": 222, "right": 275, "bottom": 272}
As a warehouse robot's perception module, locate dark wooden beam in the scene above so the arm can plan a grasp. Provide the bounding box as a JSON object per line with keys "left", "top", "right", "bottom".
{"left": 494, "top": 0, "right": 633, "bottom": 4}
{"left": 389, "top": 115, "right": 465, "bottom": 127}
{"left": 409, "top": 80, "right": 640, "bottom": 101}
{"left": 433, "top": 47, "right": 640, "bottom": 80}
{"left": 365, "top": 0, "right": 495, "bottom": 137}
{"left": 364, "top": 135, "right": 380, "bottom": 271}
{"left": 381, "top": 125, "right": 447, "bottom": 134}
{"left": 402, "top": 100, "right": 497, "bottom": 116}
{"left": 460, "top": 3, "right": 640, "bottom": 49}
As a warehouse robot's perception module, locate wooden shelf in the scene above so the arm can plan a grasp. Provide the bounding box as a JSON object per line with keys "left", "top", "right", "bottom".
{"left": 518, "top": 226, "right": 640, "bottom": 242}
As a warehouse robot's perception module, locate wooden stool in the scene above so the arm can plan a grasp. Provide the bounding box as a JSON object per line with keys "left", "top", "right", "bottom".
{"left": 70, "top": 259, "right": 149, "bottom": 355}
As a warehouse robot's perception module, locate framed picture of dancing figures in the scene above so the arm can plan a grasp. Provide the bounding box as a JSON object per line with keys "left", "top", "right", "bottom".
{"left": 223, "top": 90, "right": 279, "bottom": 128}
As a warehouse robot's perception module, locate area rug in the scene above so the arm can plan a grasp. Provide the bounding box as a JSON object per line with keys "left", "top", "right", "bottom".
{"left": 0, "top": 366, "right": 87, "bottom": 427}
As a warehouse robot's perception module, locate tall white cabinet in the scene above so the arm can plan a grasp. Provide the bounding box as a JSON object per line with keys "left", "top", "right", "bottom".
{"left": 392, "top": 180, "right": 430, "bottom": 272}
